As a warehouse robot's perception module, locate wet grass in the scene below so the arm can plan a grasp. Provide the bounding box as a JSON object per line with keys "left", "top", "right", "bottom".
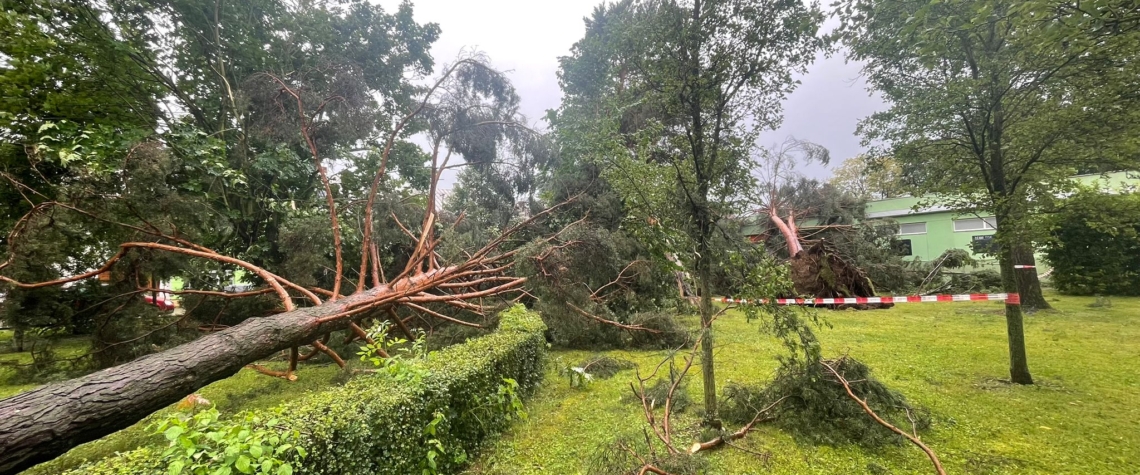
{"left": 5, "top": 294, "right": 1138, "bottom": 474}
{"left": 0, "top": 333, "right": 92, "bottom": 399}
{"left": 467, "top": 294, "right": 1140, "bottom": 474}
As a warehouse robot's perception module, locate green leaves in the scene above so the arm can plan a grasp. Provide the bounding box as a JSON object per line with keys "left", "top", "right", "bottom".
{"left": 835, "top": 0, "right": 1140, "bottom": 207}
{"left": 1042, "top": 186, "right": 1140, "bottom": 296}
{"left": 151, "top": 408, "right": 305, "bottom": 475}
{"left": 357, "top": 321, "right": 430, "bottom": 382}
{"left": 164, "top": 426, "right": 186, "bottom": 442}
{"left": 63, "top": 306, "right": 547, "bottom": 475}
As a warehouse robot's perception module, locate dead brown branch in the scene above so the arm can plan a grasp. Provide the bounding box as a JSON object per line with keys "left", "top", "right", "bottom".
{"left": 567, "top": 303, "right": 662, "bottom": 334}
{"left": 247, "top": 363, "right": 298, "bottom": 382}
{"left": 588, "top": 259, "right": 646, "bottom": 303}
{"left": 627, "top": 307, "right": 763, "bottom": 463}
{"left": 821, "top": 358, "right": 946, "bottom": 475}
{"left": 689, "top": 396, "right": 787, "bottom": 454}
{"left": 261, "top": 73, "right": 346, "bottom": 300}
{"left": 403, "top": 302, "right": 483, "bottom": 329}
{"left": 137, "top": 287, "right": 276, "bottom": 299}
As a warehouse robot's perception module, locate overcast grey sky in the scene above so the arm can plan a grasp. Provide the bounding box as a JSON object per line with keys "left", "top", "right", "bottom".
{"left": 379, "top": 0, "right": 885, "bottom": 181}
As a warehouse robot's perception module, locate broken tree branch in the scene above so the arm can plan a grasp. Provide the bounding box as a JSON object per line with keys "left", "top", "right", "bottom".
{"left": 821, "top": 359, "right": 946, "bottom": 475}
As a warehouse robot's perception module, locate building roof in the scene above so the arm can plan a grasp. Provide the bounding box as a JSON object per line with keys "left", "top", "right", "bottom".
{"left": 864, "top": 170, "right": 1140, "bottom": 217}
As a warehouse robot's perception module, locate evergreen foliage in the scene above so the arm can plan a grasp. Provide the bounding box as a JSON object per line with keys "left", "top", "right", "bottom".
{"left": 514, "top": 225, "right": 682, "bottom": 349}
{"left": 730, "top": 357, "right": 930, "bottom": 448}
{"left": 587, "top": 433, "right": 707, "bottom": 475}
{"left": 0, "top": 0, "right": 444, "bottom": 366}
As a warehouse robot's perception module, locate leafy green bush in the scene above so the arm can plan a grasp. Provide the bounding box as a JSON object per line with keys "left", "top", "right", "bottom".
{"left": 626, "top": 311, "right": 691, "bottom": 349}
{"left": 1042, "top": 189, "right": 1140, "bottom": 296}
{"left": 153, "top": 407, "right": 305, "bottom": 475}
{"left": 945, "top": 268, "right": 1002, "bottom": 294}
{"left": 559, "top": 355, "right": 636, "bottom": 388}
{"left": 514, "top": 224, "right": 682, "bottom": 350}
{"left": 61, "top": 305, "right": 547, "bottom": 475}
{"left": 719, "top": 382, "right": 768, "bottom": 427}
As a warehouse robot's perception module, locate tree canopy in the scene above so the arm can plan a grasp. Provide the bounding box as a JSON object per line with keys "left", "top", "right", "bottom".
{"left": 834, "top": 0, "right": 1140, "bottom": 384}
{"left": 552, "top": 0, "right": 826, "bottom": 419}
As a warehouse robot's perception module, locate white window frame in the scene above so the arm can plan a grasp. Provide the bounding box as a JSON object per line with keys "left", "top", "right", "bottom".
{"left": 953, "top": 217, "right": 997, "bottom": 232}
{"left": 897, "top": 222, "right": 927, "bottom": 235}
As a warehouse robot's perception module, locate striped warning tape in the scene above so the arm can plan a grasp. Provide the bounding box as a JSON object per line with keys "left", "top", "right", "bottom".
{"left": 1013, "top": 265, "right": 1035, "bottom": 269}
{"left": 721, "top": 293, "right": 1021, "bottom": 306}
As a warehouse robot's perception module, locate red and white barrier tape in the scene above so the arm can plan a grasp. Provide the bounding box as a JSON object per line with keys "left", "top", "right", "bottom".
{"left": 1013, "top": 265, "right": 1035, "bottom": 269}
{"left": 721, "top": 293, "right": 1020, "bottom": 306}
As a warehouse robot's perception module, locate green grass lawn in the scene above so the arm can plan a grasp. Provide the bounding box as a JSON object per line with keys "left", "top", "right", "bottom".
{"left": 467, "top": 294, "right": 1140, "bottom": 474}
{"left": 0, "top": 333, "right": 92, "bottom": 399}
{"left": 4, "top": 294, "right": 1138, "bottom": 474}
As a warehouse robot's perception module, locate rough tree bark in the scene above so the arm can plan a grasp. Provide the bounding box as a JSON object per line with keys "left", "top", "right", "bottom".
{"left": 990, "top": 103, "right": 1033, "bottom": 385}
{"left": 1012, "top": 243, "right": 1050, "bottom": 311}
{"left": 697, "top": 264, "right": 717, "bottom": 423}
{"left": 0, "top": 55, "right": 540, "bottom": 474}
{"left": 0, "top": 265, "right": 515, "bottom": 475}
{"left": 997, "top": 242, "right": 1034, "bottom": 385}
{"left": 0, "top": 290, "right": 358, "bottom": 474}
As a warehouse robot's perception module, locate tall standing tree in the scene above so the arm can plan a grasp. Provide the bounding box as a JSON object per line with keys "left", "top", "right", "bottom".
{"left": 553, "top": 0, "right": 824, "bottom": 420}
{"left": 834, "top": 0, "right": 1140, "bottom": 383}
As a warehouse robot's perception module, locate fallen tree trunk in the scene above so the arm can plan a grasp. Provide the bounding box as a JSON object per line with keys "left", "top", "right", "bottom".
{"left": 0, "top": 199, "right": 546, "bottom": 474}
{"left": 0, "top": 289, "right": 373, "bottom": 475}
{"left": 0, "top": 262, "right": 519, "bottom": 475}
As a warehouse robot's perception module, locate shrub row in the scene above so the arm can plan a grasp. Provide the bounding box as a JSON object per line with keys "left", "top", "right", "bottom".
{"left": 62, "top": 305, "right": 547, "bottom": 475}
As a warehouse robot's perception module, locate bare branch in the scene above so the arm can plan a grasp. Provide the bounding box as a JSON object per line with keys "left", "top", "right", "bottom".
{"left": 821, "top": 359, "right": 946, "bottom": 475}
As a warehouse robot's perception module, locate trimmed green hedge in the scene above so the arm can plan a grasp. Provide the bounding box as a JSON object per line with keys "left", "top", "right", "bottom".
{"left": 62, "top": 305, "right": 547, "bottom": 475}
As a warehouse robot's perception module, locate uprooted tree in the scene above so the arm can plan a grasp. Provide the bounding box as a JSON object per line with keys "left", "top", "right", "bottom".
{"left": 751, "top": 138, "right": 879, "bottom": 300}
{"left": 0, "top": 11, "right": 562, "bottom": 469}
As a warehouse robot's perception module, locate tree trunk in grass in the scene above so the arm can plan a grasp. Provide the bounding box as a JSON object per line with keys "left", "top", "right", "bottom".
{"left": 695, "top": 202, "right": 719, "bottom": 423}
{"left": 1012, "top": 243, "right": 1050, "bottom": 311}
{"left": 989, "top": 105, "right": 1033, "bottom": 386}
{"left": 998, "top": 237, "right": 1034, "bottom": 385}
{"left": 698, "top": 271, "right": 717, "bottom": 423}
{"left": 12, "top": 327, "right": 24, "bottom": 352}
{"left": 0, "top": 289, "right": 378, "bottom": 475}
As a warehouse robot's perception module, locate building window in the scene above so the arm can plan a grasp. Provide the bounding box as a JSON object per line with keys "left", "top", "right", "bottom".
{"left": 894, "top": 239, "right": 913, "bottom": 256}
{"left": 953, "top": 217, "right": 997, "bottom": 232}
{"left": 897, "top": 222, "right": 927, "bottom": 235}
{"left": 970, "top": 234, "right": 1000, "bottom": 255}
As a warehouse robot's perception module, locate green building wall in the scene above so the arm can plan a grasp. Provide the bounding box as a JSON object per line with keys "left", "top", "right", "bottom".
{"left": 864, "top": 197, "right": 997, "bottom": 263}
{"left": 863, "top": 171, "right": 1139, "bottom": 266}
